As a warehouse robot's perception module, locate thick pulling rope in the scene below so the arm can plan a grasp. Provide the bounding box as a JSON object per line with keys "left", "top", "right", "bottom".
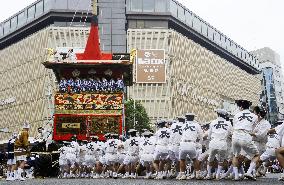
{"left": 83, "top": 1, "right": 92, "bottom": 27}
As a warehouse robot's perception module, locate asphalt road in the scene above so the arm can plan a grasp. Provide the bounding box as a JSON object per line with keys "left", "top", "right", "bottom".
{"left": 1, "top": 174, "right": 283, "bottom": 185}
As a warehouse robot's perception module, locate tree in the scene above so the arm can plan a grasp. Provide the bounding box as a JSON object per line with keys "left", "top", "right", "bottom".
{"left": 124, "top": 99, "right": 151, "bottom": 133}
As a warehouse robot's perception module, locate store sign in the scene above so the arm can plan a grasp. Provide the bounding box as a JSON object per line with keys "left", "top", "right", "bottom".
{"left": 136, "top": 49, "right": 166, "bottom": 83}
{"left": 176, "top": 82, "right": 219, "bottom": 107}
{"left": 62, "top": 123, "right": 81, "bottom": 129}
{"left": 0, "top": 97, "right": 16, "bottom": 106}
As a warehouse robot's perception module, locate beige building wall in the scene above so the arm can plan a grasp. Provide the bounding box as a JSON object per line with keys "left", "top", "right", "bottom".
{"left": 0, "top": 26, "right": 89, "bottom": 140}
{"left": 127, "top": 29, "right": 261, "bottom": 123}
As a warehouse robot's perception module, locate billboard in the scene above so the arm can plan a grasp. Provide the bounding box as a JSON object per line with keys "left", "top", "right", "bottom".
{"left": 136, "top": 49, "right": 166, "bottom": 83}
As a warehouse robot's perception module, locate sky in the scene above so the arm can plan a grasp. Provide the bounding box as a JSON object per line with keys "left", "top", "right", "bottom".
{"left": 0, "top": 0, "right": 283, "bottom": 74}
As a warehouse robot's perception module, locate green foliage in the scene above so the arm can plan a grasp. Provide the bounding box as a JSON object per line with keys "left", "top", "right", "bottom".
{"left": 124, "top": 99, "right": 151, "bottom": 133}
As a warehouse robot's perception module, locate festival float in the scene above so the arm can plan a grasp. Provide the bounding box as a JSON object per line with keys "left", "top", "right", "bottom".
{"left": 42, "top": 1, "right": 133, "bottom": 141}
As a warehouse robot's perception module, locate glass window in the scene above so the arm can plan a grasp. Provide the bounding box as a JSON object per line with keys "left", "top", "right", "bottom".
{"left": 3, "top": 21, "right": 10, "bottom": 35}
{"left": 193, "top": 16, "right": 201, "bottom": 33}
{"left": 27, "top": 6, "right": 35, "bottom": 21}
{"left": 170, "top": 0, "right": 178, "bottom": 17}
{"left": 231, "top": 43, "right": 236, "bottom": 55}
{"left": 214, "top": 31, "right": 221, "bottom": 45}
{"left": 177, "top": 5, "right": 185, "bottom": 21}
{"left": 235, "top": 44, "right": 238, "bottom": 56}
{"left": 207, "top": 26, "right": 214, "bottom": 40}
{"left": 126, "top": 0, "right": 131, "bottom": 11}
{"left": 35, "top": 0, "right": 44, "bottom": 17}
{"left": 155, "top": 0, "right": 167, "bottom": 12}
{"left": 226, "top": 39, "right": 231, "bottom": 51}
{"left": 17, "top": 11, "right": 26, "bottom": 26}
{"left": 143, "top": 0, "right": 154, "bottom": 12}
{"left": 241, "top": 50, "right": 245, "bottom": 60}
{"left": 201, "top": 21, "right": 207, "bottom": 36}
{"left": 131, "top": 0, "right": 142, "bottom": 12}
{"left": 0, "top": 24, "right": 3, "bottom": 37}
{"left": 44, "top": 0, "right": 54, "bottom": 12}
{"left": 185, "top": 10, "right": 193, "bottom": 27}
{"left": 220, "top": 34, "right": 225, "bottom": 47}
{"left": 10, "top": 17, "right": 17, "bottom": 31}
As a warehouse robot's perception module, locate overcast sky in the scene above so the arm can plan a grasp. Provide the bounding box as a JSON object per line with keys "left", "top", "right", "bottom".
{"left": 0, "top": 0, "right": 283, "bottom": 73}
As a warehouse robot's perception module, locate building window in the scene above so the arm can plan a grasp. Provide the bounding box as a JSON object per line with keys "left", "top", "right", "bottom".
{"left": 126, "top": 0, "right": 130, "bottom": 11}
{"left": 220, "top": 34, "right": 226, "bottom": 48}
{"left": 131, "top": 0, "right": 142, "bottom": 12}
{"left": 192, "top": 16, "right": 201, "bottom": 32}
{"left": 214, "top": 31, "right": 221, "bottom": 45}
{"left": 207, "top": 26, "right": 214, "bottom": 40}
{"left": 185, "top": 10, "right": 193, "bottom": 27}
{"left": 0, "top": 24, "right": 3, "bottom": 37}
{"left": 3, "top": 21, "right": 10, "bottom": 35}
{"left": 143, "top": 0, "right": 154, "bottom": 12}
{"left": 155, "top": 0, "right": 167, "bottom": 12}
{"left": 177, "top": 5, "right": 185, "bottom": 21}
{"left": 232, "top": 43, "right": 237, "bottom": 54}
{"left": 27, "top": 6, "right": 35, "bottom": 21}
{"left": 170, "top": 0, "right": 178, "bottom": 17}
{"left": 44, "top": 0, "right": 54, "bottom": 12}
{"left": 201, "top": 21, "right": 207, "bottom": 36}
{"left": 35, "top": 0, "right": 44, "bottom": 17}
{"left": 226, "top": 39, "right": 231, "bottom": 51}
{"left": 17, "top": 11, "right": 26, "bottom": 27}
{"left": 10, "top": 17, "right": 17, "bottom": 31}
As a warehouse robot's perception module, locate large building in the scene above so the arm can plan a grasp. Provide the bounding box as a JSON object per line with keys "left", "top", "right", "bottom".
{"left": 251, "top": 47, "right": 284, "bottom": 124}
{"left": 0, "top": 0, "right": 261, "bottom": 139}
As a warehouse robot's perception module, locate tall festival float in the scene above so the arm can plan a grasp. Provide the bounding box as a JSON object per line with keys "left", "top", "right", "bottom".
{"left": 43, "top": 9, "right": 133, "bottom": 141}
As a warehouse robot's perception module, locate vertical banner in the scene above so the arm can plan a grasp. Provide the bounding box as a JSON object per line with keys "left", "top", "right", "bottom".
{"left": 136, "top": 49, "right": 166, "bottom": 83}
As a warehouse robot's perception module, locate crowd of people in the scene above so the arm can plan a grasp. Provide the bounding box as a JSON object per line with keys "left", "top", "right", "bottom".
{"left": 3, "top": 99, "right": 284, "bottom": 182}
{"left": 55, "top": 99, "right": 284, "bottom": 181}
{"left": 58, "top": 77, "right": 125, "bottom": 93}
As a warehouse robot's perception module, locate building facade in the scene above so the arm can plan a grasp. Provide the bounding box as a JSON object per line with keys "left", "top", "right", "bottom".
{"left": 252, "top": 47, "right": 284, "bottom": 124}
{"left": 0, "top": 0, "right": 261, "bottom": 139}
{"left": 127, "top": 29, "right": 261, "bottom": 122}
{"left": 0, "top": 27, "right": 90, "bottom": 139}
{"left": 125, "top": 0, "right": 261, "bottom": 122}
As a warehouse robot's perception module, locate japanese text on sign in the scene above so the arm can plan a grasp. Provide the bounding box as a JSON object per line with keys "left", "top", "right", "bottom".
{"left": 136, "top": 49, "right": 166, "bottom": 83}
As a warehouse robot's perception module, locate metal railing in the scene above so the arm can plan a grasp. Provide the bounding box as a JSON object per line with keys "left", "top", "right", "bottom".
{"left": 0, "top": 0, "right": 91, "bottom": 39}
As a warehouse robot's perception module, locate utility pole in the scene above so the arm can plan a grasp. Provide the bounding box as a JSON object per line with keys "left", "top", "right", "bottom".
{"left": 133, "top": 99, "right": 136, "bottom": 129}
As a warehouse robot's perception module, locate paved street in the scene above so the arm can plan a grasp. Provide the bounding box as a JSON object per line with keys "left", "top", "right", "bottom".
{"left": 1, "top": 174, "right": 283, "bottom": 185}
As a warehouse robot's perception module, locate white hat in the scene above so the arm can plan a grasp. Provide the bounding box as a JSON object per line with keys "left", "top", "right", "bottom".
{"left": 143, "top": 131, "right": 153, "bottom": 136}
{"left": 128, "top": 129, "right": 137, "bottom": 133}
{"left": 215, "top": 109, "right": 228, "bottom": 115}
{"left": 22, "top": 122, "right": 30, "bottom": 129}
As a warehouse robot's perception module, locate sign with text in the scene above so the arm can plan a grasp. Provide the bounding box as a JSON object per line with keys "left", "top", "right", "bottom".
{"left": 136, "top": 49, "right": 166, "bottom": 83}
{"left": 62, "top": 123, "right": 81, "bottom": 129}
